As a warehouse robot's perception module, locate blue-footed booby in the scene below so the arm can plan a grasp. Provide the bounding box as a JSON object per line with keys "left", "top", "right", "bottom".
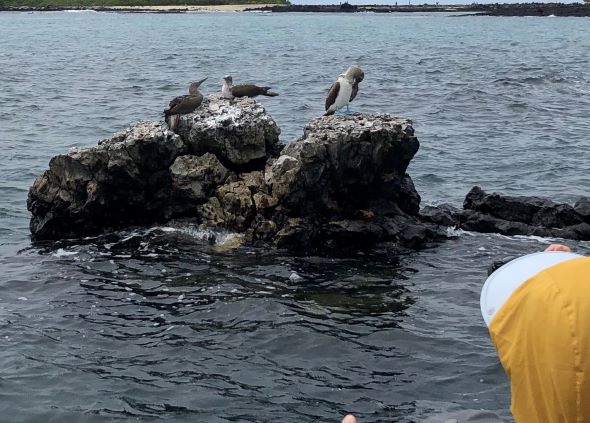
{"left": 324, "top": 66, "right": 364, "bottom": 116}
{"left": 222, "top": 75, "right": 279, "bottom": 99}
{"left": 164, "top": 77, "right": 207, "bottom": 130}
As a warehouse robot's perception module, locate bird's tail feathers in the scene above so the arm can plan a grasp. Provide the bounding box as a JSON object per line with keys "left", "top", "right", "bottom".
{"left": 262, "top": 87, "right": 279, "bottom": 97}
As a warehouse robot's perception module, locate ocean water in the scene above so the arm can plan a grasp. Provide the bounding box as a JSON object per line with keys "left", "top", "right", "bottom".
{"left": 1, "top": 11, "right": 590, "bottom": 422}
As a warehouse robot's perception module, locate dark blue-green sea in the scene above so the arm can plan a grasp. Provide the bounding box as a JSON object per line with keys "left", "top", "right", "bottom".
{"left": 1, "top": 10, "right": 590, "bottom": 422}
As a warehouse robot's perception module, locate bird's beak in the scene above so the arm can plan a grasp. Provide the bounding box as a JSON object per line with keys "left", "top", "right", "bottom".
{"left": 196, "top": 77, "right": 207, "bottom": 87}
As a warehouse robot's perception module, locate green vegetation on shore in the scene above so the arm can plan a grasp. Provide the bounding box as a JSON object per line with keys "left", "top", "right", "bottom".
{"left": 0, "top": 0, "right": 287, "bottom": 7}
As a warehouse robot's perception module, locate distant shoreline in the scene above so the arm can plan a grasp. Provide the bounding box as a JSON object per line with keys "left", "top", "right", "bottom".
{"left": 1, "top": 2, "right": 589, "bottom": 16}
{"left": 250, "top": 2, "right": 590, "bottom": 16}
{"left": 0, "top": 3, "right": 284, "bottom": 12}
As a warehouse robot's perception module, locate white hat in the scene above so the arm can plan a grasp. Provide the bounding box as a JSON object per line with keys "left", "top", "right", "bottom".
{"left": 480, "top": 251, "right": 582, "bottom": 326}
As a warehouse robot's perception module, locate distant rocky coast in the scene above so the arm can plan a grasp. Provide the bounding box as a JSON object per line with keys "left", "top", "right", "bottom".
{"left": 3, "top": 3, "right": 590, "bottom": 16}
{"left": 249, "top": 2, "right": 590, "bottom": 17}
{"left": 27, "top": 96, "right": 590, "bottom": 251}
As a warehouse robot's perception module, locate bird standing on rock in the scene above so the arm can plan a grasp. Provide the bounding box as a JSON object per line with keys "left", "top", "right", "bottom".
{"left": 324, "top": 66, "right": 364, "bottom": 116}
{"left": 221, "top": 75, "right": 279, "bottom": 99}
{"left": 164, "top": 77, "right": 207, "bottom": 131}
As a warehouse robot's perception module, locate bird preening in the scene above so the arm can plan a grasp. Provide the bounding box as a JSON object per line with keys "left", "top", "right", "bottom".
{"left": 221, "top": 75, "right": 279, "bottom": 99}
{"left": 163, "top": 66, "right": 364, "bottom": 132}
{"left": 324, "top": 65, "right": 364, "bottom": 116}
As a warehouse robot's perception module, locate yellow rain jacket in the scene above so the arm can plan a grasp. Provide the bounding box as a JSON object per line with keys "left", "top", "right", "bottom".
{"left": 489, "top": 256, "right": 590, "bottom": 423}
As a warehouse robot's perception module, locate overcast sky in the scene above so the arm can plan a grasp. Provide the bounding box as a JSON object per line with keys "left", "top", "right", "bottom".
{"left": 290, "top": 0, "right": 582, "bottom": 4}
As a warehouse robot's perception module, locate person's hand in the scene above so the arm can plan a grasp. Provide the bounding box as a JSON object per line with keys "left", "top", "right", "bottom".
{"left": 342, "top": 415, "right": 357, "bottom": 423}
{"left": 545, "top": 244, "right": 572, "bottom": 253}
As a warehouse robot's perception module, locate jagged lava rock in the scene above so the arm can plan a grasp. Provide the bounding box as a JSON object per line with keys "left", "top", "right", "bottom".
{"left": 266, "top": 114, "right": 420, "bottom": 215}
{"left": 28, "top": 121, "right": 185, "bottom": 240}
{"left": 28, "top": 106, "right": 444, "bottom": 250}
{"left": 455, "top": 186, "right": 590, "bottom": 240}
{"left": 28, "top": 97, "right": 281, "bottom": 241}
{"left": 168, "top": 153, "right": 233, "bottom": 215}
{"left": 260, "top": 114, "right": 442, "bottom": 249}
{"left": 174, "top": 96, "right": 281, "bottom": 170}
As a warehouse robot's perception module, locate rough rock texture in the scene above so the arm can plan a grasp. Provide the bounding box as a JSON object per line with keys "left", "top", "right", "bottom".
{"left": 265, "top": 114, "right": 420, "bottom": 215}
{"left": 28, "top": 96, "right": 279, "bottom": 240}
{"left": 28, "top": 121, "right": 185, "bottom": 239}
{"left": 168, "top": 153, "right": 233, "bottom": 215}
{"left": 29, "top": 97, "right": 590, "bottom": 249}
{"left": 421, "top": 187, "right": 590, "bottom": 241}
{"left": 245, "top": 114, "right": 440, "bottom": 249}
{"left": 28, "top": 107, "right": 445, "bottom": 251}
{"left": 175, "top": 96, "right": 281, "bottom": 170}
{"left": 189, "top": 113, "right": 444, "bottom": 250}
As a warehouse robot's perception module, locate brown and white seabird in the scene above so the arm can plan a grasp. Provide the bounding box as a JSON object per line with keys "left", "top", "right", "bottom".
{"left": 324, "top": 66, "right": 364, "bottom": 116}
{"left": 221, "top": 75, "right": 279, "bottom": 99}
{"left": 164, "top": 77, "right": 207, "bottom": 130}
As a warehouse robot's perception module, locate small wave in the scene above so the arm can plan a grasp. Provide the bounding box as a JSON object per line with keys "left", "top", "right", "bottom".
{"left": 52, "top": 248, "right": 78, "bottom": 257}
{"left": 494, "top": 73, "right": 565, "bottom": 87}
{"left": 155, "top": 225, "right": 240, "bottom": 246}
{"left": 446, "top": 227, "right": 467, "bottom": 237}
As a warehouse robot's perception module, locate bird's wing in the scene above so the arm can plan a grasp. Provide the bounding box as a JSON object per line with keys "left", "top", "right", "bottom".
{"left": 165, "top": 95, "right": 184, "bottom": 115}
{"left": 231, "top": 84, "right": 264, "bottom": 98}
{"left": 166, "top": 94, "right": 202, "bottom": 115}
{"left": 350, "top": 81, "right": 359, "bottom": 102}
{"left": 325, "top": 81, "right": 340, "bottom": 111}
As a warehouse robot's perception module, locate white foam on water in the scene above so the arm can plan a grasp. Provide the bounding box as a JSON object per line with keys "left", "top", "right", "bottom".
{"left": 159, "top": 225, "right": 241, "bottom": 246}
{"left": 446, "top": 227, "right": 468, "bottom": 237}
{"left": 52, "top": 248, "right": 78, "bottom": 257}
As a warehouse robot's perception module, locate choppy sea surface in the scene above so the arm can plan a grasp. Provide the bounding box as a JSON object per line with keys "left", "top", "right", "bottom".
{"left": 1, "top": 11, "right": 590, "bottom": 422}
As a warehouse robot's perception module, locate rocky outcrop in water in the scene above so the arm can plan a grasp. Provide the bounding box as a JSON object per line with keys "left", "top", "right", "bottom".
{"left": 28, "top": 96, "right": 280, "bottom": 241}
{"left": 194, "top": 113, "right": 443, "bottom": 250}
{"left": 31, "top": 94, "right": 587, "bottom": 249}
{"left": 28, "top": 121, "right": 185, "bottom": 240}
{"left": 28, "top": 96, "right": 444, "bottom": 250}
{"left": 421, "top": 186, "right": 590, "bottom": 241}
{"left": 259, "top": 114, "right": 436, "bottom": 249}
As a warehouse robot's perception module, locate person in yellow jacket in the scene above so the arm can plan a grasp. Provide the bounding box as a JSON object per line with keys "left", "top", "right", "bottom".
{"left": 339, "top": 243, "right": 590, "bottom": 423}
